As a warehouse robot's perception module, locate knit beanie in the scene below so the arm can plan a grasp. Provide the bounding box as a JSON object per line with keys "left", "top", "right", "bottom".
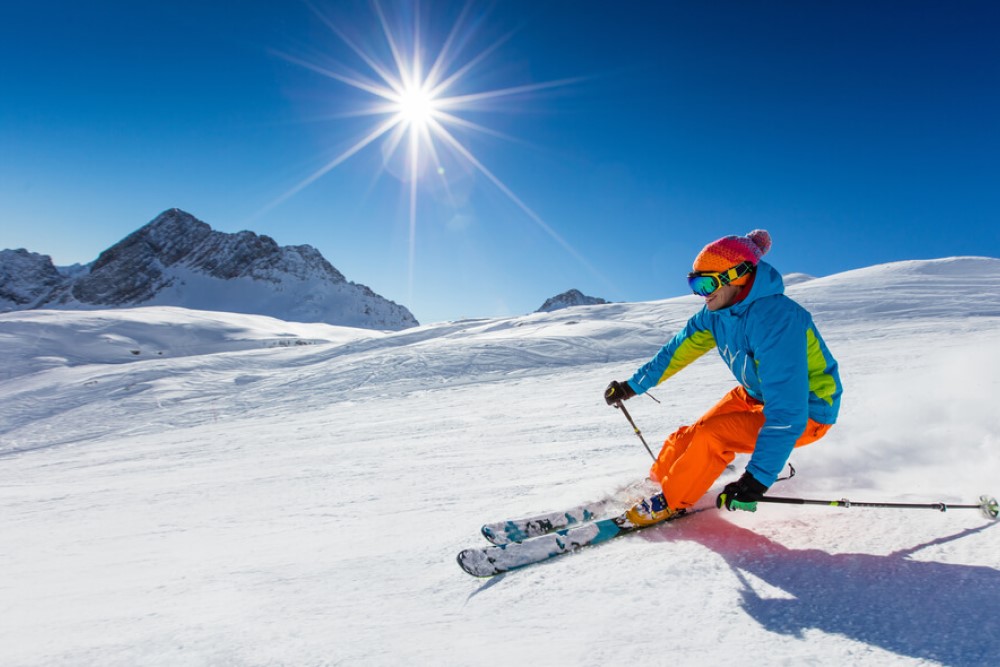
{"left": 692, "top": 230, "right": 771, "bottom": 285}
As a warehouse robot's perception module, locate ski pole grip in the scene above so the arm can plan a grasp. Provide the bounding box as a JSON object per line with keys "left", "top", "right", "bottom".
{"left": 730, "top": 500, "right": 758, "bottom": 513}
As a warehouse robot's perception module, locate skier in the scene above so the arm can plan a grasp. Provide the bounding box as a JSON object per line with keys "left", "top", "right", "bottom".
{"left": 604, "top": 230, "right": 842, "bottom": 524}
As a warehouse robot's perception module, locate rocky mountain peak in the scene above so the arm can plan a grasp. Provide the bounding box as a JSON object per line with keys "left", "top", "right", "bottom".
{"left": 536, "top": 289, "right": 609, "bottom": 313}
{"left": 91, "top": 209, "right": 210, "bottom": 272}
{"left": 0, "top": 249, "right": 65, "bottom": 309}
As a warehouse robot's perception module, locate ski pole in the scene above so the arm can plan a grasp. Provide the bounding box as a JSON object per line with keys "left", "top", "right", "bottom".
{"left": 755, "top": 494, "right": 999, "bottom": 520}
{"left": 614, "top": 401, "right": 657, "bottom": 462}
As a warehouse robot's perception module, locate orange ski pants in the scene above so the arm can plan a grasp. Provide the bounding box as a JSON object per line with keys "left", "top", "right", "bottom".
{"left": 650, "top": 386, "right": 832, "bottom": 510}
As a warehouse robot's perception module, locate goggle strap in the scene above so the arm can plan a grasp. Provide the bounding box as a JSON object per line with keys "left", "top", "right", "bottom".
{"left": 720, "top": 261, "right": 755, "bottom": 286}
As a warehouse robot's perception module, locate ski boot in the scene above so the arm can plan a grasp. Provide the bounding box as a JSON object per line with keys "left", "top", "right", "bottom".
{"left": 624, "top": 493, "right": 680, "bottom": 527}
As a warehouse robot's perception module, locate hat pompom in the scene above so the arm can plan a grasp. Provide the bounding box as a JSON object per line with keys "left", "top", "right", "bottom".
{"left": 747, "top": 229, "right": 771, "bottom": 257}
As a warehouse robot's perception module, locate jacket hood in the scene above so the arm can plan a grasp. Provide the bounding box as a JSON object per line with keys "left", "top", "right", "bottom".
{"left": 725, "top": 261, "right": 785, "bottom": 316}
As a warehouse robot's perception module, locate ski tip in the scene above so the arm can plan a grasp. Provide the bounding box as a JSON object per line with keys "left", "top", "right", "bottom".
{"left": 481, "top": 521, "right": 530, "bottom": 546}
{"left": 480, "top": 525, "right": 512, "bottom": 546}
{"left": 457, "top": 548, "right": 501, "bottom": 578}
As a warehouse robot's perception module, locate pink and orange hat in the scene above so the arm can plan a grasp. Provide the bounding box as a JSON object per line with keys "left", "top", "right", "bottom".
{"left": 693, "top": 230, "right": 772, "bottom": 285}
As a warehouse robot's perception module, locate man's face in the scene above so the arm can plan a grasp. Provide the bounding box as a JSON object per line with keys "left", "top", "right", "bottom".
{"left": 704, "top": 282, "right": 741, "bottom": 311}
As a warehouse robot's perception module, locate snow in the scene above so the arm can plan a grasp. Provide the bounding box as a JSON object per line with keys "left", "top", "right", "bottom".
{"left": 125, "top": 265, "right": 418, "bottom": 331}
{"left": 1, "top": 257, "right": 999, "bottom": 666}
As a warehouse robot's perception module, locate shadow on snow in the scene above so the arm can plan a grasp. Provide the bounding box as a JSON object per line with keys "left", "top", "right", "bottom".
{"left": 657, "top": 514, "right": 1000, "bottom": 666}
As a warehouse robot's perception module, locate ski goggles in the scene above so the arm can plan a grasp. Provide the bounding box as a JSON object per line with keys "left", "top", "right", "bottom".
{"left": 687, "top": 261, "right": 755, "bottom": 297}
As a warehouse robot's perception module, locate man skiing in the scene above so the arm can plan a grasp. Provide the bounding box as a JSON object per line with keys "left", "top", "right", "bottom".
{"left": 604, "top": 230, "right": 842, "bottom": 524}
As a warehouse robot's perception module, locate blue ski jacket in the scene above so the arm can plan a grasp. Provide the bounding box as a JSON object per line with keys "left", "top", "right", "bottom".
{"left": 626, "top": 261, "right": 842, "bottom": 487}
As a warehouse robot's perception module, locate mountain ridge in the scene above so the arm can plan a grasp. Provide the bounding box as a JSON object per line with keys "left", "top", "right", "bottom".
{"left": 535, "top": 288, "right": 609, "bottom": 312}
{"left": 0, "top": 209, "right": 418, "bottom": 330}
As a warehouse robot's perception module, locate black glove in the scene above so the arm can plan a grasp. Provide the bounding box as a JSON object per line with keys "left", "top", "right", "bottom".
{"left": 604, "top": 380, "right": 636, "bottom": 406}
{"left": 716, "top": 471, "right": 769, "bottom": 512}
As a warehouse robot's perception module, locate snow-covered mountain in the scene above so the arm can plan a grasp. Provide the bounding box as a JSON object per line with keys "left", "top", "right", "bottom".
{"left": 1, "top": 256, "right": 999, "bottom": 666}
{"left": 783, "top": 271, "right": 816, "bottom": 286}
{"left": 0, "top": 248, "right": 68, "bottom": 309}
{"left": 536, "top": 288, "right": 609, "bottom": 312}
{"left": 0, "top": 209, "right": 418, "bottom": 330}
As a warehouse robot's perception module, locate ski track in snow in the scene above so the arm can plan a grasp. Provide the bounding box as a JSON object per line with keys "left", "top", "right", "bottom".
{"left": 1, "top": 257, "right": 999, "bottom": 666}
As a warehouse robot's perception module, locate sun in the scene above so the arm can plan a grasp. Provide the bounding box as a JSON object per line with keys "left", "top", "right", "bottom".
{"left": 394, "top": 82, "right": 439, "bottom": 128}
{"left": 267, "top": 1, "right": 599, "bottom": 302}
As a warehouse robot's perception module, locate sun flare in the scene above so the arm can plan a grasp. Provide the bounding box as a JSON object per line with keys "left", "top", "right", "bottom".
{"left": 268, "top": 1, "right": 597, "bottom": 301}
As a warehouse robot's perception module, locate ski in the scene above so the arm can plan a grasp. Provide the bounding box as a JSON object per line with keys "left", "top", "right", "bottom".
{"left": 480, "top": 498, "right": 616, "bottom": 545}
{"left": 458, "top": 495, "right": 699, "bottom": 577}
{"left": 479, "top": 478, "right": 664, "bottom": 546}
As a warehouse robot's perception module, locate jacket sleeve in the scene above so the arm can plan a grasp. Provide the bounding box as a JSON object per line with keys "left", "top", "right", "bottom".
{"left": 627, "top": 311, "right": 716, "bottom": 394}
{"left": 744, "top": 298, "right": 811, "bottom": 487}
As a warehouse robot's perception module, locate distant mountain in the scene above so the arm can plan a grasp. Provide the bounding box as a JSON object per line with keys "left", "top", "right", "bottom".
{"left": 536, "top": 289, "right": 608, "bottom": 313}
{"left": 783, "top": 272, "right": 817, "bottom": 286}
{"left": 0, "top": 209, "right": 418, "bottom": 330}
{"left": 0, "top": 248, "right": 67, "bottom": 309}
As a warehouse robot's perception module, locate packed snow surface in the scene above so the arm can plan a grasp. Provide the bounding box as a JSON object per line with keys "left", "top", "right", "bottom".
{"left": 1, "top": 257, "right": 999, "bottom": 666}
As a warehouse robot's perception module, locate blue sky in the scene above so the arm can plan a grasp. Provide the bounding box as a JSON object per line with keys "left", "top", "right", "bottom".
{"left": 3, "top": 1, "right": 999, "bottom": 324}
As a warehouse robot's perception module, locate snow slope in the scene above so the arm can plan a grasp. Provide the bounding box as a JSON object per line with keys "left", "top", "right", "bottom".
{"left": 1, "top": 257, "right": 999, "bottom": 666}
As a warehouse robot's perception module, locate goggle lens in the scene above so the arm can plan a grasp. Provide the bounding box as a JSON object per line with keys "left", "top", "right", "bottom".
{"left": 688, "top": 274, "right": 721, "bottom": 296}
